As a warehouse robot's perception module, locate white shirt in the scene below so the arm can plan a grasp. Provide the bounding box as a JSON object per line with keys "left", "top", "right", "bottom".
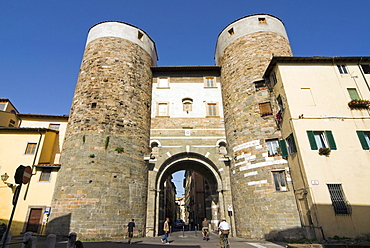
{"left": 218, "top": 221, "right": 230, "bottom": 230}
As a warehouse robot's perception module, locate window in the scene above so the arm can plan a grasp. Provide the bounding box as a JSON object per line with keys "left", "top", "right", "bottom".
{"left": 360, "top": 64, "right": 370, "bottom": 74}
{"left": 276, "top": 95, "right": 284, "bottom": 113}
{"left": 337, "top": 64, "right": 348, "bottom": 74}
{"left": 228, "top": 28, "right": 234, "bottom": 36}
{"left": 356, "top": 131, "right": 370, "bottom": 149}
{"left": 272, "top": 171, "right": 287, "bottom": 191}
{"left": 270, "top": 72, "right": 278, "bottom": 87}
{"left": 254, "top": 80, "right": 266, "bottom": 91}
{"left": 49, "top": 124, "right": 60, "bottom": 130}
{"left": 206, "top": 103, "right": 218, "bottom": 116}
{"left": 327, "top": 184, "right": 352, "bottom": 215}
{"left": 91, "top": 103, "right": 97, "bottom": 108}
{"left": 39, "top": 169, "right": 51, "bottom": 182}
{"left": 8, "top": 119, "right": 15, "bottom": 127}
{"left": 266, "top": 139, "right": 279, "bottom": 156}
{"left": 258, "top": 17, "right": 267, "bottom": 24}
{"left": 157, "top": 103, "right": 169, "bottom": 116}
{"left": 307, "top": 130, "right": 337, "bottom": 150}
{"left": 182, "top": 98, "right": 193, "bottom": 113}
{"left": 204, "top": 77, "right": 215, "bottom": 87}
{"left": 286, "top": 133, "right": 297, "bottom": 155}
{"left": 158, "top": 77, "right": 169, "bottom": 88}
{"left": 259, "top": 102, "right": 272, "bottom": 117}
{"left": 137, "top": 31, "right": 144, "bottom": 41}
{"left": 279, "top": 134, "right": 297, "bottom": 157}
{"left": 25, "top": 143, "right": 37, "bottom": 154}
{"left": 347, "top": 88, "right": 360, "bottom": 100}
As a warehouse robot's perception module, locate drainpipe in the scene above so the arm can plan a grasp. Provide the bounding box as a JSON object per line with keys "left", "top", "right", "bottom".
{"left": 23, "top": 129, "right": 43, "bottom": 200}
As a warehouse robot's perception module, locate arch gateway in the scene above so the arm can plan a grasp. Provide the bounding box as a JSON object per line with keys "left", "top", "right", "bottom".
{"left": 48, "top": 14, "right": 303, "bottom": 241}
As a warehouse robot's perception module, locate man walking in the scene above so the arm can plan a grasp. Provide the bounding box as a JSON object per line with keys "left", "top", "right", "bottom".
{"left": 161, "top": 217, "right": 170, "bottom": 244}
{"left": 127, "top": 219, "right": 135, "bottom": 244}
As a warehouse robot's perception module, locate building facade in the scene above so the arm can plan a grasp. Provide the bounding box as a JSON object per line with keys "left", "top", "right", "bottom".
{"left": 2, "top": 14, "right": 370, "bottom": 242}
{"left": 264, "top": 57, "right": 370, "bottom": 239}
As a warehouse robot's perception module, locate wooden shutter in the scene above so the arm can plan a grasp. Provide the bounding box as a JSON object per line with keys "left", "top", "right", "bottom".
{"left": 357, "top": 131, "right": 370, "bottom": 149}
{"left": 307, "top": 131, "right": 318, "bottom": 150}
{"left": 325, "top": 131, "right": 337, "bottom": 150}
{"left": 279, "top": 139, "right": 288, "bottom": 157}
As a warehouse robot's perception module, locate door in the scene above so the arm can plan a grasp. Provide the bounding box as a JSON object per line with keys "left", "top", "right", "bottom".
{"left": 25, "top": 208, "right": 42, "bottom": 233}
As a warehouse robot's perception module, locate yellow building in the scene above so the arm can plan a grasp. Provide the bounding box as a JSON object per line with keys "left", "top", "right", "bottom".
{"left": 0, "top": 99, "right": 68, "bottom": 235}
{"left": 265, "top": 57, "right": 370, "bottom": 239}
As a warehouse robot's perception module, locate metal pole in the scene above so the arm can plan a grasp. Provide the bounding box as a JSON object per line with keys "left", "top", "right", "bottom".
{"left": 1, "top": 184, "right": 21, "bottom": 248}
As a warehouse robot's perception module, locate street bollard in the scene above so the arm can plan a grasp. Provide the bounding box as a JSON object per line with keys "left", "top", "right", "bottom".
{"left": 0, "top": 231, "right": 12, "bottom": 248}
{"left": 66, "top": 232, "right": 77, "bottom": 248}
{"left": 45, "top": 234, "right": 56, "bottom": 248}
{"left": 21, "top": 232, "right": 37, "bottom": 248}
{"left": 182, "top": 226, "right": 184, "bottom": 237}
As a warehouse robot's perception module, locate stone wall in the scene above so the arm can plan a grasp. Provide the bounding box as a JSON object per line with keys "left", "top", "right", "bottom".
{"left": 219, "top": 30, "right": 302, "bottom": 239}
{"left": 47, "top": 36, "right": 153, "bottom": 239}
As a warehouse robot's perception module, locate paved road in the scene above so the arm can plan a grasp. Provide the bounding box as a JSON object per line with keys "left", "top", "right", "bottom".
{"left": 6, "top": 230, "right": 287, "bottom": 248}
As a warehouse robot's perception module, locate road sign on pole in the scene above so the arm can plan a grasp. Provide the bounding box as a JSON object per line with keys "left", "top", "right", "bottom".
{"left": 22, "top": 166, "right": 32, "bottom": 184}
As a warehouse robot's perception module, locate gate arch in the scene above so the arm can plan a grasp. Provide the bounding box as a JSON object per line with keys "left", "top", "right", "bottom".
{"left": 146, "top": 152, "right": 231, "bottom": 237}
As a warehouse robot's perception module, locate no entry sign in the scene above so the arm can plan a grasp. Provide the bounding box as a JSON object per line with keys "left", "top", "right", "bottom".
{"left": 22, "top": 166, "right": 32, "bottom": 184}
{"left": 14, "top": 165, "right": 32, "bottom": 184}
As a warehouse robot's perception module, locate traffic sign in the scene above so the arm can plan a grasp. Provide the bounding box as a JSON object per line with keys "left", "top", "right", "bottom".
{"left": 22, "top": 166, "right": 32, "bottom": 184}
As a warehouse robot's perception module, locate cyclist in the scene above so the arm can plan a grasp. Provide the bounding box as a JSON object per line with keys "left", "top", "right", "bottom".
{"left": 218, "top": 218, "right": 230, "bottom": 248}
{"left": 201, "top": 218, "right": 210, "bottom": 241}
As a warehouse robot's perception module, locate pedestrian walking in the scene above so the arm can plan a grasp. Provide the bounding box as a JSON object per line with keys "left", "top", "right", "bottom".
{"left": 161, "top": 217, "right": 170, "bottom": 244}
{"left": 127, "top": 219, "right": 135, "bottom": 244}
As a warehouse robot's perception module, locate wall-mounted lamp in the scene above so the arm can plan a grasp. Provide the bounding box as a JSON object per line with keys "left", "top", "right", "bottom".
{"left": 1, "top": 173, "right": 13, "bottom": 188}
{"left": 1, "top": 173, "right": 9, "bottom": 182}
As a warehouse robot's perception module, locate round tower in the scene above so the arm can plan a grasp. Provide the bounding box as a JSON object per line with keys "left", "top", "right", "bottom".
{"left": 48, "top": 21, "right": 157, "bottom": 239}
{"left": 216, "top": 14, "right": 301, "bottom": 239}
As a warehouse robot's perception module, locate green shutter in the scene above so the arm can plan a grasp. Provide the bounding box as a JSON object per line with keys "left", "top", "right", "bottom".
{"left": 357, "top": 131, "right": 370, "bottom": 149}
{"left": 325, "top": 131, "right": 337, "bottom": 150}
{"left": 290, "top": 133, "right": 297, "bottom": 154}
{"left": 307, "top": 131, "right": 318, "bottom": 150}
{"left": 279, "top": 139, "right": 288, "bottom": 157}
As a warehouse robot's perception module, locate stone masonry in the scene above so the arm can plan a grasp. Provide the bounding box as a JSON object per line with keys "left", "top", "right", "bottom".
{"left": 217, "top": 16, "right": 302, "bottom": 239}
{"left": 47, "top": 34, "right": 154, "bottom": 239}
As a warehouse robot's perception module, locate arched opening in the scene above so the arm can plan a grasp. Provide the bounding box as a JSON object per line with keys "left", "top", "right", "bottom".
{"left": 146, "top": 152, "right": 229, "bottom": 236}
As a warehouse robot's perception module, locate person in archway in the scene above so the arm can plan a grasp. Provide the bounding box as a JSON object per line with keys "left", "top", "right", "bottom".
{"left": 201, "top": 218, "right": 210, "bottom": 241}
{"left": 161, "top": 217, "right": 170, "bottom": 244}
{"left": 127, "top": 219, "right": 135, "bottom": 244}
{"left": 218, "top": 218, "right": 230, "bottom": 248}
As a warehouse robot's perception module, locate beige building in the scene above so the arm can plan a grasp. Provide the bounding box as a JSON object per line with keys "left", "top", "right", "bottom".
{"left": 0, "top": 100, "right": 68, "bottom": 235}
{"left": 264, "top": 57, "right": 370, "bottom": 239}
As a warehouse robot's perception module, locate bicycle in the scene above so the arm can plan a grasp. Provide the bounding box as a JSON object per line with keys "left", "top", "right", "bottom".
{"left": 202, "top": 228, "right": 209, "bottom": 241}
{"left": 221, "top": 233, "right": 230, "bottom": 248}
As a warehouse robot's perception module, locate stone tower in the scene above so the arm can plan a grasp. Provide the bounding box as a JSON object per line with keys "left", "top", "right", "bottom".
{"left": 47, "top": 21, "right": 157, "bottom": 239}
{"left": 216, "top": 14, "right": 302, "bottom": 239}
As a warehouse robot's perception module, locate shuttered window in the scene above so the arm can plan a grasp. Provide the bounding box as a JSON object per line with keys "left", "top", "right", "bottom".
{"left": 259, "top": 102, "right": 272, "bottom": 116}
{"left": 356, "top": 131, "right": 370, "bottom": 149}
{"left": 307, "top": 131, "right": 337, "bottom": 150}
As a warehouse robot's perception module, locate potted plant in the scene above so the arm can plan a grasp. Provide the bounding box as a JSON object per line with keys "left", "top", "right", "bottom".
{"left": 348, "top": 99, "right": 370, "bottom": 109}
{"left": 319, "top": 147, "right": 331, "bottom": 156}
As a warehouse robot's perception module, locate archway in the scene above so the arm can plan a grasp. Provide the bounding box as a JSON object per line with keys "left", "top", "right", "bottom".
{"left": 145, "top": 152, "right": 231, "bottom": 237}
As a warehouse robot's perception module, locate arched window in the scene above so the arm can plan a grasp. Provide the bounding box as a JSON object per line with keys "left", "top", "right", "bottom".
{"left": 182, "top": 98, "right": 193, "bottom": 113}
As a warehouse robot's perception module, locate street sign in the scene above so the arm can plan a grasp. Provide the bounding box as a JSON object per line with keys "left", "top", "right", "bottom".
{"left": 228, "top": 204, "right": 233, "bottom": 211}
{"left": 22, "top": 166, "right": 32, "bottom": 184}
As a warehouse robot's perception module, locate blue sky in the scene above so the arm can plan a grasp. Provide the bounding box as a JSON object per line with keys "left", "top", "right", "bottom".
{"left": 1, "top": 1, "right": 370, "bottom": 116}
{"left": 2, "top": 1, "right": 369, "bottom": 196}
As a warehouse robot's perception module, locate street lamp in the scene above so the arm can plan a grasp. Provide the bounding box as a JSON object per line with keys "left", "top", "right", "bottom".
{"left": 1, "top": 173, "right": 9, "bottom": 182}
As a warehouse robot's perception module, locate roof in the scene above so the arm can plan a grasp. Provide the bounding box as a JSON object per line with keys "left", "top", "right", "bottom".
{"left": 263, "top": 56, "right": 370, "bottom": 77}
{"left": 0, "top": 98, "right": 20, "bottom": 113}
{"left": 17, "top": 113, "right": 69, "bottom": 119}
{"left": 0, "top": 127, "right": 59, "bottom": 133}
{"left": 151, "top": 66, "right": 221, "bottom": 72}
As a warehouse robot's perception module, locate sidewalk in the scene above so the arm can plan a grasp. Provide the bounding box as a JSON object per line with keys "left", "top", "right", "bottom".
{"left": 7, "top": 230, "right": 288, "bottom": 248}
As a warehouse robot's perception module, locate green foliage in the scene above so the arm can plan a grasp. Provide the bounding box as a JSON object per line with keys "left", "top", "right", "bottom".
{"left": 115, "top": 147, "right": 124, "bottom": 153}
{"left": 89, "top": 154, "right": 95, "bottom": 158}
{"left": 105, "top": 136, "right": 110, "bottom": 149}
